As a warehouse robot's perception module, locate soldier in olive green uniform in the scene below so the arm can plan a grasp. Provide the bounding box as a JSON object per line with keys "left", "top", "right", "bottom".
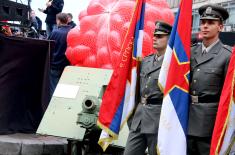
{"left": 188, "top": 4, "right": 232, "bottom": 155}
{"left": 124, "top": 21, "right": 172, "bottom": 155}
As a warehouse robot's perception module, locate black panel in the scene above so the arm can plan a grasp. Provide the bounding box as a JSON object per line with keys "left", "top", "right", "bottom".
{"left": 0, "top": 0, "right": 29, "bottom": 22}
{"left": 0, "top": 34, "right": 53, "bottom": 134}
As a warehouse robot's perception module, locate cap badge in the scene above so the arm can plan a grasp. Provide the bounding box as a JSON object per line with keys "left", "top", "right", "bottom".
{"left": 206, "top": 7, "right": 212, "bottom": 14}
{"left": 156, "top": 23, "right": 160, "bottom": 29}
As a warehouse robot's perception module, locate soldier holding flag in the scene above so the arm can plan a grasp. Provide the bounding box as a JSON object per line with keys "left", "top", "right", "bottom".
{"left": 124, "top": 21, "right": 172, "bottom": 155}
{"left": 188, "top": 4, "right": 232, "bottom": 155}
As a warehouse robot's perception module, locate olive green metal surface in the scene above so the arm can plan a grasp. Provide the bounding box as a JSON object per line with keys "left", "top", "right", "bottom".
{"left": 37, "top": 66, "right": 129, "bottom": 148}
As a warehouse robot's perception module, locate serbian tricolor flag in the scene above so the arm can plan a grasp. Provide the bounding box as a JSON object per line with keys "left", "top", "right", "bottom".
{"left": 210, "top": 47, "right": 235, "bottom": 155}
{"left": 157, "top": 0, "right": 192, "bottom": 154}
{"left": 97, "top": 0, "right": 146, "bottom": 151}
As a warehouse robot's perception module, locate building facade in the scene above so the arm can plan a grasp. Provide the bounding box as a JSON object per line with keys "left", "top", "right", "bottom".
{"left": 167, "top": 0, "right": 235, "bottom": 32}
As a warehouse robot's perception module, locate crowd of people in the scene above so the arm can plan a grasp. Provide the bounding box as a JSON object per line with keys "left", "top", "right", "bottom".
{"left": 0, "top": 0, "right": 76, "bottom": 38}
{"left": 37, "top": 0, "right": 76, "bottom": 38}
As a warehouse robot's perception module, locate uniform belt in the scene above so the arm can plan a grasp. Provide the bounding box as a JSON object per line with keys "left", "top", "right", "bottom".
{"left": 140, "top": 97, "right": 162, "bottom": 105}
{"left": 191, "top": 95, "right": 220, "bottom": 104}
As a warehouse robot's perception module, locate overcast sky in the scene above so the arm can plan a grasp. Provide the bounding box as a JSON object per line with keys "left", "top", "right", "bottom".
{"left": 28, "top": 0, "right": 91, "bottom": 29}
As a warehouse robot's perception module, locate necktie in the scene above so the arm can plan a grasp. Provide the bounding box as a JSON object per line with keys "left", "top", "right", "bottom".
{"left": 202, "top": 49, "right": 207, "bottom": 56}
{"left": 153, "top": 56, "right": 158, "bottom": 66}
{"left": 153, "top": 60, "right": 158, "bottom": 66}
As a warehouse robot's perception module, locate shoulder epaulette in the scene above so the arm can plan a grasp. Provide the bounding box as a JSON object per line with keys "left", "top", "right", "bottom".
{"left": 223, "top": 45, "right": 232, "bottom": 53}
{"left": 142, "top": 53, "right": 155, "bottom": 62}
{"left": 191, "top": 42, "right": 201, "bottom": 47}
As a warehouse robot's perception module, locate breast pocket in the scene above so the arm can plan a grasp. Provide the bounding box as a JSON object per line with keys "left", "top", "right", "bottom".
{"left": 148, "top": 76, "right": 162, "bottom": 96}
{"left": 203, "top": 68, "right": 223, "bottom": 86}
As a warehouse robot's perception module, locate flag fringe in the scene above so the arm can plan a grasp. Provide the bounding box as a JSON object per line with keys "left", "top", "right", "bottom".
{"left": 97, "top": 108, "right": 135, "bottom": 151}
{"left": 215, "top": 68, "right": 235, "bottom": 155}
{"left": 158, "top": 82, "right": 164, "bottom": 93}
{"left": 97, "top": 121, "right": 118, "bottom": 151}
{"left": 156, "top": 145, "right": 161, "bottom": 155}
{"left": 97, "top": 0, "right": 143, "bottom": 151}
{"left": 224, "top": 136, "right": 235, "bottom": 155}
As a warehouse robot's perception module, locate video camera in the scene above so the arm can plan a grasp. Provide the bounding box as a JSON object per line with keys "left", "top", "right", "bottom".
{"left": 0, "top": 0, "right": 30, "bottom": 26}
{"left": 0, "top": 0, "right": 42, "bottom": 38}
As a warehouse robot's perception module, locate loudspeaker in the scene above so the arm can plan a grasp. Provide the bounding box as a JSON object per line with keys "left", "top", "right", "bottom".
{"left": 0, "top": 0, "right": 29, "bottom": 22}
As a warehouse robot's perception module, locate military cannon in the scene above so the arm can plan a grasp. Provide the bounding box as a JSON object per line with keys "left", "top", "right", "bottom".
{"left": 77, "top": 96, "right": 101, "bottom": 129}
{"left": 37, "top": 67, "right": 128, "bottom": 155}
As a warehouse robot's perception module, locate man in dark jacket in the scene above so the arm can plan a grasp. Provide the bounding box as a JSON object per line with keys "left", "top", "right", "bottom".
{"left": 30, "top": 10, "right": 42, "bottom": 31}
{"left": 188, "top": 4, "right": 231, "bottom": 155}
{"left": 67, "top": 13, "right": 76, "bottom": 28}
{"left": 48, "top": 13, "right": 71, "bottom": 97}
{"left": 39, "top": 0, "right": 64, "bottom": 37}
{"left": 27, "top": 10, "right": 42, "bottom": 38}
{"left": 124, "top": 21, "right": 172, "bottom": 155}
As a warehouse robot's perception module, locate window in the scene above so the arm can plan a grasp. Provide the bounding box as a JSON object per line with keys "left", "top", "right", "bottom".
{"left": 173, "top": 0, "right": 180, "bottom": 8}
{"left": 228, "top": 7, "right": 235, "bottom": 25}
{"left": 192, "top": 13, "right": 200, "bottom": 33}
{"left": 167, "top": 0, "right": 174, "bottom": 8}
{"left": 193, "top": 0, "right": 207, "bottom": 3}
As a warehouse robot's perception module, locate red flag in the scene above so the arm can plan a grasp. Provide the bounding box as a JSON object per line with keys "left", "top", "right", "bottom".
{"left": 97, "top": 0, "right": 145, "bottom": 151}
{"left": 210, "top": 47, "right": 235, "bottom": 155}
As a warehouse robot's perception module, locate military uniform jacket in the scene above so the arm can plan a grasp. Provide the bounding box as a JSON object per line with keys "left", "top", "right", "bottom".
{"left": 130, "top": 54, "right": 163, "bottom": 134}
{"left": 188, "top": 40, "right": 231, "bottom": 137}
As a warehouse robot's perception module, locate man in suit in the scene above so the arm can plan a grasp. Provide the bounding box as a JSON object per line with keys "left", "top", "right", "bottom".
{"left": 188, "top": 4, "right": 232, "bottom": 155}
{"left": 124, "top": 21, "right": 172, "bottom": 155}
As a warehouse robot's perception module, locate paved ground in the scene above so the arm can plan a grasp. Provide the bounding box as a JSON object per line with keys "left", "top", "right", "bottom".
{"left": 0, "top": 133, "right": 67, "bottom": 155}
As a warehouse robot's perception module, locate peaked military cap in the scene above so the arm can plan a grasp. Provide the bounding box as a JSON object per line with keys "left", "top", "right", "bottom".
{"left": 154, "top": 21, "right": 172, "bottom": 35}
{"left": 199, "top": 4, "right": 229, "bottom": 21}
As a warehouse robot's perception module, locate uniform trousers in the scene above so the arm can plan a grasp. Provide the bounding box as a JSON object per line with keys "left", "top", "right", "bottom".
{"left": 124, "top": 124, "right": 157, "bottom": 155}
{"left": 187, "top": 135, "right": 211, "bottom": 155}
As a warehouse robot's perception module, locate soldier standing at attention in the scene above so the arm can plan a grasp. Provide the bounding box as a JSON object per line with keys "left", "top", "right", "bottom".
{"left": 124, "top": 21, "right": 172, "bottom": 155}
{"left": 188, "top": 4, "right": 231, "bottom": 155}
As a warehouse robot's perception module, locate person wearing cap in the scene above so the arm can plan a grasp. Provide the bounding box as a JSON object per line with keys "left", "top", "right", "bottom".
{"left": 124, "top": 21, "right": 172, "bottom": 155}
{"left": 188, "top": 4, "right": 232, "bottom": 155}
